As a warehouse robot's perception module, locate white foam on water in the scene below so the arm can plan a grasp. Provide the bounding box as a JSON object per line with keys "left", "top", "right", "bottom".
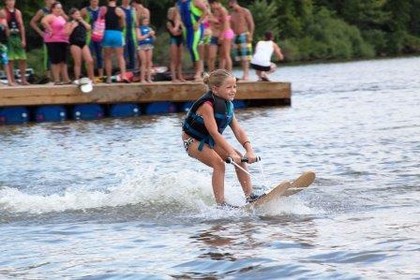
{"left": 0, "top": 167, "right": 212, "bottom": 215}
{"left": 0, "top": 165, "right": 317, "bottom": 218}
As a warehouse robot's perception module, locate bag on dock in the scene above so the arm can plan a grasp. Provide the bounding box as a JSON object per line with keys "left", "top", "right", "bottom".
{"left": 91, "top": 8, "right": 106, "bottom": 42}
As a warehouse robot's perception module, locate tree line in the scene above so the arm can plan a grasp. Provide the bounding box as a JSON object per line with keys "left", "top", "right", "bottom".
{"left": 14, "top": 0, "right": 420, "bottom": 66}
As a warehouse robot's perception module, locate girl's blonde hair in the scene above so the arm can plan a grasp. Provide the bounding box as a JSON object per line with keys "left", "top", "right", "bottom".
{"left": 202, "top": 69, "right": 235, "bottom": 89}
{"left": 167, "top": 7, "right": 177, "bottom": 20}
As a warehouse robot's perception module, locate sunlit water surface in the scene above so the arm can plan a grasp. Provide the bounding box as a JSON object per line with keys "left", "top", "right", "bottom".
{"left": 1, "top": 57, "right": 419, "bottom": 279}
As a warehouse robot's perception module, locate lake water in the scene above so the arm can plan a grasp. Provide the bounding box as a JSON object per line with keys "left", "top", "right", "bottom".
{"left": 1, "top": 57, "right": 419, "bottom": 279}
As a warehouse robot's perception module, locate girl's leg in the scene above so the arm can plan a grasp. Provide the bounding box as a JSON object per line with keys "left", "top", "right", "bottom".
{"left": 256, "top": 70, "right": 262, "bottom": 80}
{"left": 7, "top": 61, "right": 16, "bottom": 85}
{"left": 115, "top": 47, "right": 127, "bottom": 81}
{"left": 214, "top": 145, "right": 253, "bottom": 197}
{"left": 208, "top": 44, "right": 218, "bottom": 72}
{"left": 60, "top": 44, "right": 71, "bottom": 83}
{"left": 19, "top": 60, "right": 30, "bottom": 85}
{"left": 60, "top": 62, "right": 71, "bottom": 83}
{"left": 146, "top": 50, "right": 153, "bottom": 83}
{"left": 177, "top": 45, "right": 185, "bottom": 81}
{"left": 4, "top": 63, "right": 14, "bottom": 86}
{"left": 138, "top": 49, "right": 146, "bottom": 83}
{"left": 82, "top": 45, "right": 95, "bottom": 81}
{"left": 51, "top": 63, "right": 60, "bottom": 83}
{"left": 222, "top": 39, "right": 232, "bottom": 71}
{"left": 169, "top": 44, "right": 179, "bottom": 82}
{"left": 186, "top": 141, "right": 227, "bottom": 204}
{"left": 70, "top": 45, "right": 82, "bottom": 80}
{"left": 103, "top": 47, "right": 113, "bottom": 83}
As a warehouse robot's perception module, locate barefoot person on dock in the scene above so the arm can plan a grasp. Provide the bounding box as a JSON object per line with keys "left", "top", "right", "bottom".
{"left": 81, "top": 0, "right": 104, "bottom": 79}
{"left": 176, "top": 0, "right": 208, "bottom": 81}
{"left": 101, "top": 0, "right": 128, "bottom": 84}
{"left": 166, "top": 6, "right": 185, "bottom": 82}
{"left": 1, "top": 0, "right": 30, "bottom": 85}
{"left": 65, "top": 8, "right": 95, "bottom": 83}
{"left": 41, "top": 2, "right": 71, "bottom": 85}
{"left": 0, "top": 9, "right": 14, "bottom": 86}
{"left": 181, "top": 69, "right": 262, "bottom": 207}
{"left": 228, "top": 0, "right": 254, "bottom": 80}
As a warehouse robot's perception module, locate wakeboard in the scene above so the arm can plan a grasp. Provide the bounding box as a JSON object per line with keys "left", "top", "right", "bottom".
{"left": 244, "top": 171, "right": 316, "bottom": 210}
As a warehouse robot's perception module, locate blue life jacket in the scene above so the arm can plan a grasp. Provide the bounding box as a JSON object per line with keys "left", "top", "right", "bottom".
{"left": 138, "top": 25, "right": 154, "bottom": 45}
{"left": 182, "top": 91, "right": 234, "bottom": 151}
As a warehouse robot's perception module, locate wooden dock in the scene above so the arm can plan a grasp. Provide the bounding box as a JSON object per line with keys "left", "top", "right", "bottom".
{"left": 0, "top": 81, "right": 290, "bottom": 106}
{"left": 0, "top": 81, "right": 291, "bottom": 124}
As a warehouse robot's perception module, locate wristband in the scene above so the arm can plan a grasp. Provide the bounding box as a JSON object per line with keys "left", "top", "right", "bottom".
{"left": 242, "top": 140, "right": 251, "bottom": 147}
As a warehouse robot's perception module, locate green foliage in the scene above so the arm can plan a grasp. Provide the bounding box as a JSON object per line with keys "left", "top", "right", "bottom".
{"left": 247, "top": 0, "right": 280, "bottom": 41}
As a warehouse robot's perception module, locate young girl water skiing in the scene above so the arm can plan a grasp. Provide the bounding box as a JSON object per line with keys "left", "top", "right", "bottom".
{"left": 182, "top": 69, "right": 262, "bottom": 207}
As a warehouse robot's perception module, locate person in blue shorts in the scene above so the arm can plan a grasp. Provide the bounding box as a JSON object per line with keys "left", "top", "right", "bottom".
{"left": 101, "top": 0, "right": 129, "bottom": 83}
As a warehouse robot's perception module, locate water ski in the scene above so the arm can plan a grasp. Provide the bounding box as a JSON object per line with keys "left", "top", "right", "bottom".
{"left": 244, "top": 171, "right": 316, "bottom": 210}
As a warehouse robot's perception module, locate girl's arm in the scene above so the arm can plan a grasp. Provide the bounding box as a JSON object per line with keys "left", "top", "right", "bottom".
{"left": 135, "top": 26, "right": 141, "bottom": 40}
{"left": 30, "top": 9, "right": 45, "bottom": 37}
{"left": 77, "top": 14, "right": 91, "bottom": 31}
{"left": 16, "top": 10, "right": 26, "bottom": 47}
{"left": 0, "top": 20, "right": 10, "bottom": 37}
{"left": 192, "top": 0, "right": 208, "bottom": 31}
{"left": 149, "top": 28, "right": 156, "bottom": 38}
{"left": 116, "top": 7, "right": 126, "bottom": 28}
{"left": 166, "top": 21, "right": 177, "bottom": 36}
{"left": 80, "top": 8, "right": 87, "bottom": 20}
{"left": 41, "top": 15, "right": 52, "bottom": 33}
{"left": 273, "top": 42, "right": 284, "bottom": 61}
{"left": 63, "top": 21, "right": 75, "bottom": 36}
{"left": 221, "top": 7, "right": 229, "bottom": 32}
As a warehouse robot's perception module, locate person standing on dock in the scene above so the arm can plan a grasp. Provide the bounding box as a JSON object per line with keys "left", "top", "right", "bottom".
{"left": 208, "top": 0, "right": 233, "bottom": 71}
{"left": 250, "top": 31, "right": 284, "bottom": 82}
{"left": 101, "top": 0, "right": 128, "bottom": 84}
{"left": 136, "top": 16, "right": 155, "bottom": 83}
{"left": 41, "top": 1, "right": 71, "bottom": 85}
{"left": 176, "top": 0, "right": 208, "bottom": 81}
{"left": 120, "top": 0, "right": 138, "bottom": 71}
{"left": 65, "top": 8, "right": 95, "bottom": 83}
{"left": 30, "top": 0, "right": 65, "bottom": 82}
{"left": 81, "top": 0, "right": 104, "bottom": 79}
{"left": 181, "top": 69, "right": 261, "bottom": 207}
{"left": 228, "top": 0, "right": 254, "bottom": 81}
{"left": 166, "top": 6, "right": 185, "bottom": 82}
{"left": 1, "top": 0, "right": 30, "bottom": 85}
